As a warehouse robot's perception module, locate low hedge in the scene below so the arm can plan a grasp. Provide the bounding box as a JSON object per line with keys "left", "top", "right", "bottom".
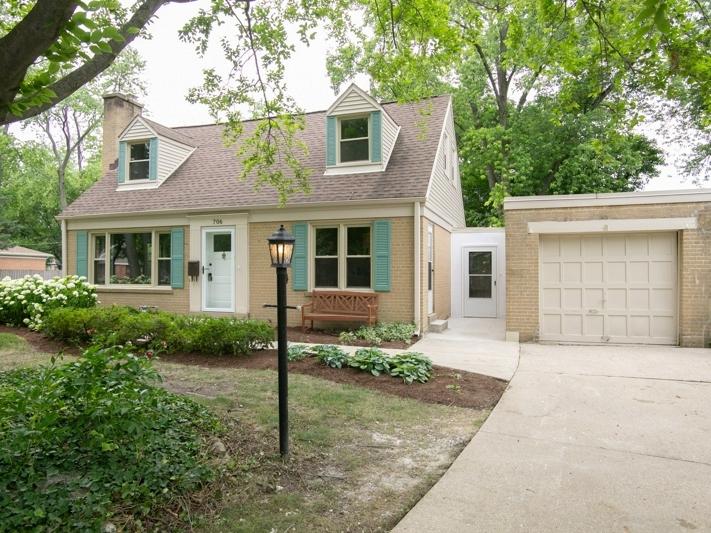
{"left": 44, "top": 306, "right": 274, "bottom": 356}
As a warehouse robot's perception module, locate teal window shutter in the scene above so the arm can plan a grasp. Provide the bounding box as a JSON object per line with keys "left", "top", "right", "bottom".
{"left": 171, "top": 228, "right": 184, "bottom": 289}
{"left": 292, "top": 223, "right": 308, "bottom": 290}
{"left": 117, "top": 141, "right": 126, "bottom": 183}
{"left": 326, "top": 116, "right": 337, "bottom": 166}
{"left": 76, "top": 231, "right": 88, "bottom": 278}
{"left": 370, "top": 111, "right": 382, "bottom": 163}
{"left": 149, "top": 138, "right": 158, "bottom": 181}
{"left": 373, "top": 220, "right": 391, "bottom": 291}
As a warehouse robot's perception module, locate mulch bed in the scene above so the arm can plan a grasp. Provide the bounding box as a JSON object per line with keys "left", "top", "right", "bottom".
{"left": 1, "top": 325, "right": 508, "bottom": 411}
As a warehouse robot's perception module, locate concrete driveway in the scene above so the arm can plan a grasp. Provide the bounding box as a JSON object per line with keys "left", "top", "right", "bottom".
{"left": 392, "top": 343, "right": 711, "bottom": 532}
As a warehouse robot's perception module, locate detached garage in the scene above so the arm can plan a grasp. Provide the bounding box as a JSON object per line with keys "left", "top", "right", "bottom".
{"left": 504, "top": 190, "right": 711, "bottom": 348}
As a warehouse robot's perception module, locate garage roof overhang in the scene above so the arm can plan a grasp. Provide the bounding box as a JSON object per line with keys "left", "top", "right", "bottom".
{"left": 528, "top": 217, "right": 698, "bottom": 234}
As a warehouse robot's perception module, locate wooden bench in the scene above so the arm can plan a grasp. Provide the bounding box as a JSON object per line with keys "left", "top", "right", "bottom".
{"left": 301, "top": 291, "right": 379, "bottom": 333}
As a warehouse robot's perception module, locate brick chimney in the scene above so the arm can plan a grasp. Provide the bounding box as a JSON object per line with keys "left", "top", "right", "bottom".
{"left": 102, "top": 93, "right": 144, "bottom": 175}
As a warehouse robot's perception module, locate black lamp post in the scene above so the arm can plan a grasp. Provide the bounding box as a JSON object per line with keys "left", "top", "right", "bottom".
{"left": 267, "top": 225, "right": 296, "bottom": 457}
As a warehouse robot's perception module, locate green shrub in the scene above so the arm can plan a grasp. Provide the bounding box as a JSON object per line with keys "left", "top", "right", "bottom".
{"left": 349, "top": 347, "right": 392, "bottom": 376}
{"left": 0, "top": 345, "right": 220, "bottom": 531}
{"left": 0, "top": 275, "right": 97, "bottom": 330}
{"left": 389, "top": 352, "right": 433, "bottom": 384}
{"left": 43, "top": 307, "right": 274, "bottom": 357}
{"left": 312, "top": 344, "right": 350, "bottom": 368}
{"left": 341, "top": 322, "right": 417, "bottom": 346}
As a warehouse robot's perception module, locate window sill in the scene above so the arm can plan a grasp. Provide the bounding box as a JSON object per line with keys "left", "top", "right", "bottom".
{"left": 324, "top": 162, "right": 383, "bottom": 176}
{"left": 96, "top": 286, "right": 174, "bottom": 294}
{"left": 116, "top": 180, "right": 158, "bottom": 191}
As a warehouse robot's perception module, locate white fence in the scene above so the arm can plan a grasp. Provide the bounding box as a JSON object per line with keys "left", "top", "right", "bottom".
{"left": 0, "top": 270, "right": 62, "bottom": 280}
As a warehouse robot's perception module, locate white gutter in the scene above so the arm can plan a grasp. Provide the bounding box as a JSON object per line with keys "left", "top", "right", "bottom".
{"left": 414, "top": 201, "right": 421, "bottom": 336}
{"left": 61, "top": 219, "right": 67, "bottom": 277}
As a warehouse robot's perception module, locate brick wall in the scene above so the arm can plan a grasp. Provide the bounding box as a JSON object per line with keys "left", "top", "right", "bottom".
{"left": 506, "top": 202, "right": 711, "bottom": 347}
{"left": 434, "top": 223, "right": 451, "bottom": 321}
{"left": 249, "top": 218, "right": 415, "bottom": 328}
{"left": 0, "top": 257, "right": 47, "bottom": 270}
{"left": 101, "top": 94, "right": 143, "bottom": 175}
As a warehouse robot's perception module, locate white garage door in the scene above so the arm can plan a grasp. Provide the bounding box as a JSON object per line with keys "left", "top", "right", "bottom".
{"left": 539, "top": 233, "right": 677, "bottom": 345}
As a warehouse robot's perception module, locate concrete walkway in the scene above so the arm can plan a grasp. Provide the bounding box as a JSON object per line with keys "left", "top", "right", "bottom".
{"left": 392, "top": 343, "right": 711, "bottom": 532}
{"left": 406, "top": 317, "right": 519, "bottom": 381}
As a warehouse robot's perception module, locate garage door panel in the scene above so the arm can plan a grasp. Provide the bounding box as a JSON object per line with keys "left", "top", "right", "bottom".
{"left": 564, "top": 288, "right": 582, "bottom": 309}
{"left": 607, "top": 289, "right": 627, "bottom": 309}
{"left": 630, "top": 261, "right": 649, "bottom": 282}
{"left": 608, "top": 262, "right": 626, "bottom": 282}
{"left": 584, "top": 262, "right": 603, "bottom": 282}
{"left": 541, "top": 262, "right": 560, "bottom": 283}
{"left": 584, "top": 314, "right": 604, "bottom": 336}
{"left": 563, "top": 262, "right": 582, "bottom": 282}
{"left": 630, "top": 289, "right": 650, "bottom": 310}
{"left": 539, "top": 233, "right": 677, "bottom": 345}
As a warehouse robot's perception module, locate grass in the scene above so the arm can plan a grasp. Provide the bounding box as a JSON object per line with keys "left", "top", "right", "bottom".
{"left": 0, "top": 335, "right": 491, "bottom": 532}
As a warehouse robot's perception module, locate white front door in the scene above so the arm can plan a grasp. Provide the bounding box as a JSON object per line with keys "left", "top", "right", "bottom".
{"left": 463, "top": 247, "right": 498, "bottom": 317}
{"left": 427, "top": 225, "right": 434, "bottom": 315}
{"left": 202, "top": 228, "right": 235, "bottom": 312}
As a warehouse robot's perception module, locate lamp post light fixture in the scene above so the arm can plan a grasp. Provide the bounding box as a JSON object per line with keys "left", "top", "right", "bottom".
{"left": 267, "top": 225, "right": 296, "bottom": 457}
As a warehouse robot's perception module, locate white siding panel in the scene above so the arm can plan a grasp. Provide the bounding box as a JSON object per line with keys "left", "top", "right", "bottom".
{"left": 331, "top": 91, "right": 377, "bottom": 115}
{"left": 121, "top": 121, "right": 153, "bottom": 141}
{"left": 157, "top": 137, "right": 194, "bottom": 184}
{"left": 424, "top": 100, "right": 466, "bottom": 227}
{"left": 381, "top": 113, "right": 399, "bottom": 169}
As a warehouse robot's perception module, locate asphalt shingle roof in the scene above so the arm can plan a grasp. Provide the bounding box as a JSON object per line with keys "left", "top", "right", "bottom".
{"left": 60, "top": 95, "right": 450, "bottom": 218}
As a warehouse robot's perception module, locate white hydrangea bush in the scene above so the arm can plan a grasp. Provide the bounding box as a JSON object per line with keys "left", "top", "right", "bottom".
{"left": 0, "top": 275, "right": 98, "bottom": 330}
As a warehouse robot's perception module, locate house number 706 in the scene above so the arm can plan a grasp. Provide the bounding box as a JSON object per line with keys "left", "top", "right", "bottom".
{"left": 213, "top": 219, "right": 223, "bottom": 225}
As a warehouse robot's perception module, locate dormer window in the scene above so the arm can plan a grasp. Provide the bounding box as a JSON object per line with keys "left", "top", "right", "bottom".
{"left": 129, "top": 142, "right": 150, "bottom": 180}
{"left": 340, "top": 117, "right": 369, "bottom": 163}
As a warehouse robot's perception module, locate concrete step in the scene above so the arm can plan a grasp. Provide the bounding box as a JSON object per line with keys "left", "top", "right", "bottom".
{"left": 429, "top": 319, "right": 448, "bottom": 333}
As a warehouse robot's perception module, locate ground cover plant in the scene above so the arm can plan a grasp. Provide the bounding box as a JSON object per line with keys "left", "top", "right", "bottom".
{"left": 0, "top": 275, "right": 97, "bottom": 330}
{"left": 0, "top": 344, "right": 220, "bottom": 531}
{"left": 339, "top": 322, "right": 416, "bottom": 346}
{"left": 42, "top": 306, "right": 274, "bottom": 356}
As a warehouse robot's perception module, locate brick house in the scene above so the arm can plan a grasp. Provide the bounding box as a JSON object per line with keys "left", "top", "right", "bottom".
{"left": 504, "top": 190, "right": 711, "bottom": 347}
{"left": 0, "top": 246, "right": 54, "bottom": 271}
{"left": 58, "top": 85, "right": 465, "bottom": 334}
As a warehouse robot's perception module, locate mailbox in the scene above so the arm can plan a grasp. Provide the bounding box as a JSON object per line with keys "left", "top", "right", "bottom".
{"left": 188, "top": 261, "right": 200, "bottom": 281}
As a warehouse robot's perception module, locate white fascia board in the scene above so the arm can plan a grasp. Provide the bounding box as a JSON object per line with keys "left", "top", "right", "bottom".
{"left": 452, "top": 227, "right": 505, "bottom": 234}
{"left": 422, "top": 206, "right": 454, "bottom": 232}
{"left": 527, "top": 217, "right": 698, "bottom": 234}
{"left": 505, "top": 189, "right": 711, "bottom": 210}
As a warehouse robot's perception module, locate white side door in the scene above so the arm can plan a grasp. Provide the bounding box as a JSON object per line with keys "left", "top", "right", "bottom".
{"left": 202, "top": 228, "right": 235, "bottom": 312}
{"left": 463, "top": 247, "right": 498, "bottom": 317}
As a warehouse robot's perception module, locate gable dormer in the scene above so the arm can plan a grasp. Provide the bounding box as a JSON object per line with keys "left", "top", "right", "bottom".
{"left": 325, "top": 84, "right": 400, "bottom": 175}
{"left": 116, "top": 116, "right": 196, "bottom": 190}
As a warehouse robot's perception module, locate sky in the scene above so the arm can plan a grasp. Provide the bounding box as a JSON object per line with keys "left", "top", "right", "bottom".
{"left": 120, "top": 1, "right": 701, "bottom": 192}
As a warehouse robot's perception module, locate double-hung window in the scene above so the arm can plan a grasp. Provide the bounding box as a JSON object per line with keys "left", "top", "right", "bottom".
{"left": 129, "top": 142, "right": 150, "bottom": 181}
{"left": 314, "top": 225, "right": 372, "bottom": 289}
{"left": 340, "top": 117, "right": 369, "bottom": 163}
{"left": 92, "top": 231, "right": 170, "bottom": 286}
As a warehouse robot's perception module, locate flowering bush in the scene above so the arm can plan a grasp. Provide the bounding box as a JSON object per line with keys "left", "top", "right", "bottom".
{"left": 0, "top": 275, "right": 98, "bottom": 330}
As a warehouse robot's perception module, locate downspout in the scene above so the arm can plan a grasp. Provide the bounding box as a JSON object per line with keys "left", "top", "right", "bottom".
{"left": 414, "top": 201, "right": 421, "bottom": 336}
{"left": 61, "top": 219, "right": 67, "bottom": 277}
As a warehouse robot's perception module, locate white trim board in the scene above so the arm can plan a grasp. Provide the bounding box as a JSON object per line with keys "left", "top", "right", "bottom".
{"left": 505, "top": 188, "right": 711, "bottom": 210}
{"left": 528, "top": 218, "right": 697, "bottom": 234}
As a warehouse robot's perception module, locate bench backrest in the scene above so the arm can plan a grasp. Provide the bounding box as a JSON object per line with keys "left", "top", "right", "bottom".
{"left": 311, "top": 291, "right": 379, "bottom": 316}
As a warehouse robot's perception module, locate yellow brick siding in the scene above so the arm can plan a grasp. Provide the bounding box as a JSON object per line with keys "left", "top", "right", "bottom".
{"left": 434, "top": 223, "right": 451, "bottom": 321}
{"left": 506, "top": 202, "right": 711, "bottom": 347}
{"left": 249, "top": 218, "right": 416, "bottom": 328}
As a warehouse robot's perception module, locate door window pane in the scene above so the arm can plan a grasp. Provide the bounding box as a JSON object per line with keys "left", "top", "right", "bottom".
{"left": 469, "top": 276, "right": 492, "bottom": 298}
{"left": 469, "top": 252, "right": 492, "bottom": 275}
{"left": 213, "top": 234, "right": 231, "bottom": 252}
